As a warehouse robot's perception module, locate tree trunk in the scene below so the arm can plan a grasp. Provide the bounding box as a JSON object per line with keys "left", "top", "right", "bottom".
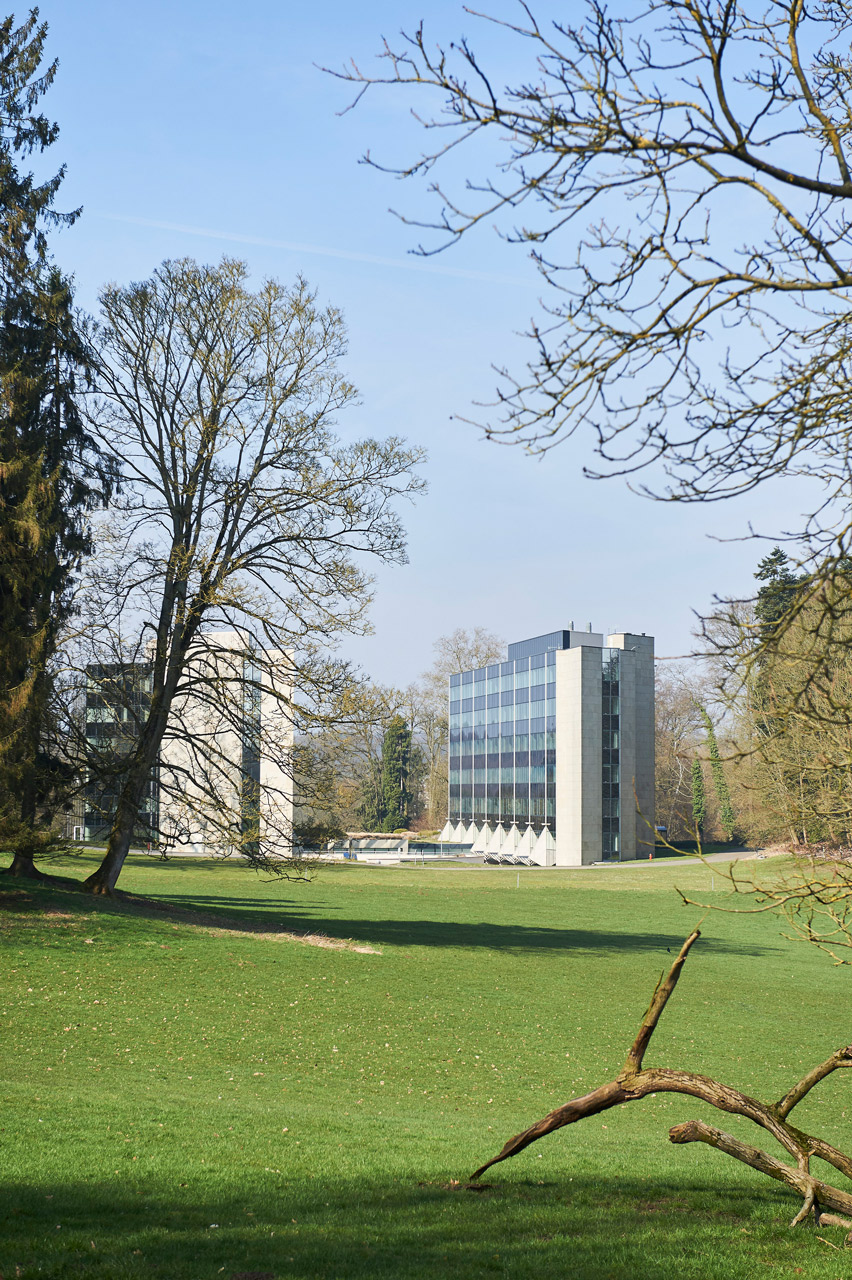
{"left": 82, "top": 771, "right": 150, "bottom": 895}
{"left": 3, "top": 850, "right": 45, "bottom": 879}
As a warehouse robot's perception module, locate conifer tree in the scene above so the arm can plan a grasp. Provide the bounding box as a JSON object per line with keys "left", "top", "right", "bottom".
{"left": 379, "top": 715, "right": 414, "bottom": 833}
{"left": 0, "top": 13, "right": 110, "bottom": 876}
{"left": 754, "top": 548, "right": 802, "bottom": 648}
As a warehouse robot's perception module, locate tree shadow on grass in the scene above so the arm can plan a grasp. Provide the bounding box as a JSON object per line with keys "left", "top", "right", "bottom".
{"left": 118, "top": 889, "right": 780, "bottom": 956}
{"left": 1, "top": 882, "right": 780, "bottom": 956}
{"left": 0, "top": 1173, "right": 813, "bottom": 1280}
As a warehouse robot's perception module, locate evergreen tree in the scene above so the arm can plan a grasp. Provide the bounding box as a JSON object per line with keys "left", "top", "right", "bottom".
{"left": 700, "top": 707, "right": 735, "bottom": 842}
{"left": 691, "top": 758, "right": 706, "bottom": 839}
{"left": 379, "top": 715, "right": 414, "bottom": 832}
{"left": 754, "top": 547, "right": 802, "bottom": 646}
{"left": 0, "top": 14, "right": 110, "bottom": 876}
{"left": 357, "top": 758, "right": 384, "bottom": 832}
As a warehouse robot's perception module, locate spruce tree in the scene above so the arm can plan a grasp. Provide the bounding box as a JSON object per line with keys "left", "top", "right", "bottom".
{"left": 379, "top": 715, "right": 414, "bottom": 832}
{"left": 691, "top": 758, "right": 706, "bottom": 840}
{"left": 0, "top": 14, "right": 109, "bottom": 876}
{"left": 754, "top": 547, "right": 802, "bottom": 646}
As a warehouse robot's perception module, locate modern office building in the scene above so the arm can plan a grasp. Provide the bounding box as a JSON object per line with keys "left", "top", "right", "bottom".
{"left": 438, "top": 628, "right": 654, "bottom": 866}
{"left": 83, "top": 631, "right": 293, "bottom": 855}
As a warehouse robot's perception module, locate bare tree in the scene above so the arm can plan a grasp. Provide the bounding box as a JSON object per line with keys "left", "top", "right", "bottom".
{"left": 293, "top": 628, "right": 504, "bottom": 834}
{"left": 294, "top": 681, "right": 414, "bottom": 834}
{"left": 414, "top": 627, "right": 504, "bottom": 827}
{"left": 655, "top": 663, "right": 708, "bottom": 840}
{"left": 335, "top": 2, "right": 852, "bottom": 567}
{"left": 65, "top": 257, "right": 423, "bottom": 895}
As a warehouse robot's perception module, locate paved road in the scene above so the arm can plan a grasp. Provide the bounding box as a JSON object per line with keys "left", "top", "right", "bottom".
{"left": 585, "top": 847, "right": 775, "bottom": 869}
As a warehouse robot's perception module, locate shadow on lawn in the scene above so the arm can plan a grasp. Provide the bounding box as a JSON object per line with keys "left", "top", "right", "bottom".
{"left": 1, "top": 883, "right": 778, "bottom": 957}
{"left": 138, "top": 892, "right": 778, "bottom": 956}
{"left": 0, "top": 1173, "right": 796, "bottom": 1280}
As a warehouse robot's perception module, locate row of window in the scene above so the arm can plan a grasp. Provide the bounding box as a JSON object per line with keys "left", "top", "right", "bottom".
{"left": 449, "top": 650, "right": 557, "bottom": 689}
{"left": 450, "top": 718, "right": 556, "bottom": 742}
{"left": 451, "top": 748, "right": 556, "bottom": 768}
{"left": 449, "top": 797, "right": 556, "bottom": 821}
{"left": 450, "top": 703, "right": 556, "bottom": 730}
{"left": 450, "top": 683, "right": 556, "bottom": 715}
{"left": 450, "top": 767, "right": 555, "bottom": 786}
{"left": 451, "top": 782, "right": 550, "bottom": 798}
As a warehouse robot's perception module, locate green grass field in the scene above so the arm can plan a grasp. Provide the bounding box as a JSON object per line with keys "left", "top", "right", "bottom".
{"left": 2, "top": 853, "right": 851, "bottom": 1280}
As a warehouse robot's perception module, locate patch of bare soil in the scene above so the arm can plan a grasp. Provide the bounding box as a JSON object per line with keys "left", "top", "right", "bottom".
{"left": 204, "top": 924, "right": 380, "bottom": 954}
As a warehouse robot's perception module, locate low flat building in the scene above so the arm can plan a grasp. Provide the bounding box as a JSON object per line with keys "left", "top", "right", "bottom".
{"left": 438, "top": 628, "right": 654, "bottom": 866}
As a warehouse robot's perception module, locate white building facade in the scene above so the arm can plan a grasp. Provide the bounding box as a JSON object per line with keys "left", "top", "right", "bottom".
{"left": 439, "top": 628, "right": 654, "bottom": 866}
{"left": 84, "top": 630, "right": 293, "bottom": 857}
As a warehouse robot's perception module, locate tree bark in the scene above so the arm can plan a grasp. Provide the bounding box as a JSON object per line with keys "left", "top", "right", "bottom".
{"left": 3, "top": 851, "right": 45, "bottom": 879}
{"left": 470, "top": 929, "right": 852, "bottom": 1231}
{"left": 82, "top": 781, "right": 146, "bottom": 894}
{"left": 669, "top": 1121, "right": 852, "bottom": 1222}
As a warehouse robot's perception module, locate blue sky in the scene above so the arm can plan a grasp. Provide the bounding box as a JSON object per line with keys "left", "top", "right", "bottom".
{"left": 39, "top": 0, "right": 810, "bottom": 684}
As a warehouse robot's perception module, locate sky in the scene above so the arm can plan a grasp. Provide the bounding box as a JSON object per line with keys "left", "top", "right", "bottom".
{"left": 37, "top": 0, "right": 814, "bottom": 685}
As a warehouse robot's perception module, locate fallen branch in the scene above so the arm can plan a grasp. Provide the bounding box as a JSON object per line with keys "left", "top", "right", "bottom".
{"left": 470, "top": 929, "right": 852, "bottom": 1228}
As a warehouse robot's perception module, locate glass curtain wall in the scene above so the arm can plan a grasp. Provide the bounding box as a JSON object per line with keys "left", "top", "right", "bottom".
{"left": 448, "top": 651, "right": 557, "bottom": 835}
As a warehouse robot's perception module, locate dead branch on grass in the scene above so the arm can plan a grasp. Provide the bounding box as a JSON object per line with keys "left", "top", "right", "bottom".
{"left": 471, "top": 930, "right": 852, "bottom": 1229}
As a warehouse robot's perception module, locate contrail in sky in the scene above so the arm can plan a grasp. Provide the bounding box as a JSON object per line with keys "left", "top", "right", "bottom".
{"left": 94, "top": 212, "right": 536, "bottom": 288}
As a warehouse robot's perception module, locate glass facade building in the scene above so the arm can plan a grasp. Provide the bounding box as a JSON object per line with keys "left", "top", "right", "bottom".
{"left": 442, "top": 628, "right": 655, "bottom": 866}
{"left": 447, "top": 648, "right": 557, "bottom": 834}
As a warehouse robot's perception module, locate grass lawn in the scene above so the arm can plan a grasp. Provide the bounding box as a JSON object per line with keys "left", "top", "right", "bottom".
{"left": 2, "top": 852, "right": 851, "bottom": 1279}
